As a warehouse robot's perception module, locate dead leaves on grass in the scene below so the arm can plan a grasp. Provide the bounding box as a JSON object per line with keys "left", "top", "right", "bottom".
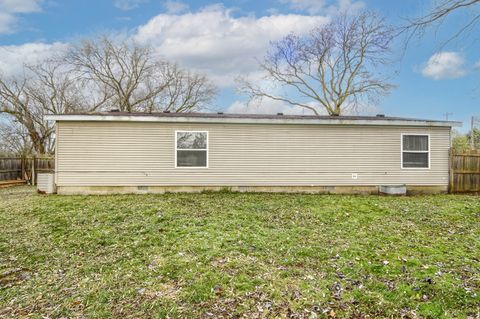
{"left": 1, "top": 188, "right": 479, "bottom": 318}
{"left": 0, "top": 267, "right": 31, "bottom": 288}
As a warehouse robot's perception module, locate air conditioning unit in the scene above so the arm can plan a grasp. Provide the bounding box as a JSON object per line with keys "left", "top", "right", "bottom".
{"left": 37, "top": 173, "right": 56, "bottom": 194}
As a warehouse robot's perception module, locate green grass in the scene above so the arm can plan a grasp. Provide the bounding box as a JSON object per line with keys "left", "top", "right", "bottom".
{"left": 0, "top": 186, "right": 479, "bottom": 318}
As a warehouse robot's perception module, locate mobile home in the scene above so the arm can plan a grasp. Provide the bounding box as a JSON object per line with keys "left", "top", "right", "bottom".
{"left": 45, "top": 112, "right": 461, "bottom": 195}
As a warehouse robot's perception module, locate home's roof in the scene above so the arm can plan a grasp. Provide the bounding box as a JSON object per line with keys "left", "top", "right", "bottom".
{"left": 45, "top": 111, "right": 462, "bottom": 127}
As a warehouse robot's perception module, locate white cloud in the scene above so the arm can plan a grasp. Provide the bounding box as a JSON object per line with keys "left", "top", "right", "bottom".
{"left": 113, "top": 0, "right": 148, "bottom": 11}
{"left": 0, "top": 12, "right": 16, "bottom": 34}
{"left": 421, "top": 51, "right": 467, "bottom": 80}
{"left": 134, "top": 6, "right": 329, "bottom": 87}
{"left": 0, "top": 0, "right": 42, "bottom": 13}
{"left": 0, "top": 5, "right": 328, "bottom": 86}
{"left": 0, "top": 42, "right": 69, "bottom": 77}
{"left": 281, "top": 0, "right": 364, "bottom": 15}
{"left": 0, "top": 0, "right": 42, "bottom": 34}
{"left": 336, "top": 0, "right": 365, "bottom": 12}
{"left": 164, "top": 0, "right": 188, "bottom": 14}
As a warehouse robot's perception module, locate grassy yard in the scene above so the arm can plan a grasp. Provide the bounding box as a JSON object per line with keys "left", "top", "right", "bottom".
{"left": 0, "top": 187, "right": 479, "bottom": 319}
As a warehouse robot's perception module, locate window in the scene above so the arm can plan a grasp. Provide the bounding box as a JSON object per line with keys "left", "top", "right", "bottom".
{"left": 401, "top": 134, "right": 429, "bottom": 169}
{"left": 175, "top": 131, "right": 208, "bottom": 168}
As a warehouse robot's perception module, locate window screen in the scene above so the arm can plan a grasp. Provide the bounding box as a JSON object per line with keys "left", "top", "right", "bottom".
{"left": 176, "top": 131, "right": 208, "bottom": 167}
{"left": 402, "top": 135, "right": 429, "bottom": 168}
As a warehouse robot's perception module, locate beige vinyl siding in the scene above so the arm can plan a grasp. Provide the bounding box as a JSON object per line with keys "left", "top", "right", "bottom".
{"left": 55, "top": 121, "right": 451, "bottom": 187}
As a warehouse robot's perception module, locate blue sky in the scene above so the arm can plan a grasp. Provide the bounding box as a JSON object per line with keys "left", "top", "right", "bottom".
{"left": 0, "top": 0, "right": 478, "bottom": 130}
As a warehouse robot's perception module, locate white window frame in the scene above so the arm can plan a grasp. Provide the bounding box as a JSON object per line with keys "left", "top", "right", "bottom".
{"left": 175, "top": 130, "right": 209, "bottom": 169}
{"left": 401, "top": 133, "right": 430, "bottom": 170}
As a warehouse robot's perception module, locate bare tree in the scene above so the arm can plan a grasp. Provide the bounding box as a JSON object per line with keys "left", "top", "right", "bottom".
{"left": 405, "top": 0, "right": 480, "bottom": 44}
{"left": 27, "top": 62, "right": 111, "bottom": 114}
{"left": 238, "top": 12, "right": 394, "bottom": 116}
{"left": 65, "top": 37, "right": 217, "bottom": 113}
{"left": 0, "top": 60, "right": 102, "bottom": 155}
{"left": 0, "top": 75, "right": 52, "bottom": 154}
{"left": 160, "top": 64, "right": 218, "bottom": 113}
{"left": 0, "top": 118, "right": 33, "bottom": 156}
{"left": 0, "top": 36, "right": 217, "bottom": 155}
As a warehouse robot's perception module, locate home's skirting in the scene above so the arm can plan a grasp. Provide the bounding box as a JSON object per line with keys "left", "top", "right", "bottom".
{"left": 55, "top": 185, "right": 448, "bottom": 195}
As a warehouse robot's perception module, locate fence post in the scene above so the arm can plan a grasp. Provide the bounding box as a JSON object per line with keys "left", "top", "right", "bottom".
{"left": 32, "top": 156, "right": 36, "bottom": 186}
{"left": 449, "top": 149, "right": 454, "bottom": 193}
{"left": 21, "top": 157, "right": 24, "bottom": 181}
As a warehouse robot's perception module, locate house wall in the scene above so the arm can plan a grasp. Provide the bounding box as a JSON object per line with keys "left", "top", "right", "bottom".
{"left": 55, "top": 121, "right": 451, "bottom": 194}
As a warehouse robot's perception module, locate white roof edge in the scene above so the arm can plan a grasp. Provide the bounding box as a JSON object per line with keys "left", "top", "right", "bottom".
{"left": 43, "top": 114, "right": 462, "bottom": 127}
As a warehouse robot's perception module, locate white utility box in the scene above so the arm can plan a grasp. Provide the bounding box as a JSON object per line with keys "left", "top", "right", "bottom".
{"left": 37, "top": 173, "right": 56, "bottom": 194}
{"left": 379, "top": 184, "right": 407, "bottom": 195}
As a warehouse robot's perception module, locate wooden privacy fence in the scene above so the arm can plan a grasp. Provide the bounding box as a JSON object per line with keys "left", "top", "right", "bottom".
{"left": 0, "top": 157, "right": 55, "bottom": 185}
{"left": 449, "top": 150, "right": 480, "bottom": 193}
